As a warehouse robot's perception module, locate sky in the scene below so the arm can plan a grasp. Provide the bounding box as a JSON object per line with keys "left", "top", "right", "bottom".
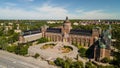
{"left": 0, "top": 0, "right": 120, "bottom": 20}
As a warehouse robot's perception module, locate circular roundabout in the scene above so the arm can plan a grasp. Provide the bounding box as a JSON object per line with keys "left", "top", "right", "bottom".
{"left": 28, "top": 42, "right": 78, "bottom": 61}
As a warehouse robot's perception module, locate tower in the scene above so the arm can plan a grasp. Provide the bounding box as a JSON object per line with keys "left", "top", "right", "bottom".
{"left": 94, "top": 25, "right": 112, "bottom": 61}
{"left": 41, "top": 25, "right": 49, "bottom": 37}
{"left": 17, "top": 24, "right": 20, "bottom": 30}
{"left": 92, "top": 27, "right": 101, "bottom": 38}
{"left": 62, "top": 16, "right": 72, "bottom": 42}
{"left": 63, "top": 16, "right": 72, "bottom": 34}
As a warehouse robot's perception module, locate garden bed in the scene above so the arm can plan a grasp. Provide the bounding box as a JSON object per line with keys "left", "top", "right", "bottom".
{"left": 40, "top": 43, "right": 56, "bottom": 49}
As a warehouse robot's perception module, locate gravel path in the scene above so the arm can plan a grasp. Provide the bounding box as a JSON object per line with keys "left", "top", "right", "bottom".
{"left": 28, "top": 42, "right": 87, "bottom": 64}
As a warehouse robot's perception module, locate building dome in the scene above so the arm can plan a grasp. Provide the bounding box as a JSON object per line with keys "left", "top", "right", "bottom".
{"left": 99, "top": 43, "right": 106, "bottom": 48}
{"left": 108, "top": 35, "right": 111, "bottom": 39}
{"left": 64, "top": 16, "right": 70, "bottom": 23}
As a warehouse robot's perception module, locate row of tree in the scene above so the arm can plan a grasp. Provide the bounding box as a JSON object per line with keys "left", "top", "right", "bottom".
{"left": 54, "top": 57, "right": 84, "bottom": 68}
{"left": 54, "top": 57, "right": 114, "bottom": 68}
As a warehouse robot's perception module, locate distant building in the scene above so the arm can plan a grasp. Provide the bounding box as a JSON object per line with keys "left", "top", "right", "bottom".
{"left": 8, "top": 22, "right": 13, "bottom": 25}
{"left": 14, "top": 29, "right": 21, "bottom": 33}
{"left": 14, "top": 24, "right": 22, "bottom": 33}
{"left": 5, "top": 26, "right": 13, "bottom": 30}
{"left": 47, "top": 21, "right": 56, "bottom": 24}
{"left": 0, "top": 23, "right": 4, "bottom": 26}
{"left": 73, "top": 22, "right": 79, "bottom": 25}
{"left": 47, "top": 20, "right": 63, "bottom": 24}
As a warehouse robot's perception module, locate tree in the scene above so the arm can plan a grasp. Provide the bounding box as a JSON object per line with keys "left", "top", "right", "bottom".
{"left": 78, "top": 47, "right": 87, "bottom": 57}
{"left": 63, "top": 62, "right": 70, "bottom": 68}
{"left": 110, "top": 52, "right": 120, "bottom": 67}
{"left": 33, "top": 53, "right": 40, "bottom": 58}
{"left": 101, "top": 57, "right": 110, "bottom": 63}
{"left": 15, "top": 45, "right": 29, "bottom": 56}
{"left": 19, "top": 45, "right": 29, "bottom": 55}
{"left": 0, "top": 28, "right": 4, "bottom": 36}
{"left": 54, "top": 57, "right": 84, "bottom": 68}
{"left": 5, "top": 29, "right": 14, "bottom": 36}
{"left": 70, "top": 61, "right": 84, "bottom": 68}
{"left": 54, "top": 57, "right": 65, "bottom": 66}
{"left": 12, "top": 33, "right": 19, "bottom": 42}
{"left": 85, "top": 62, "right": 96, "bottom": 68}
{"left": 37, "top": 37, "right": 48, "bottom": 44}
{"left": 0, "top": 37, "right": 8, "bottom": 50}
{"left": 97, "top": 65, "right": 114, "bottom": 68}
{"left": 63, "top": 58, "right": 72, "bottom": 68}
{"left": 6, "top": 45, "right": 17, "bottom": 52}
{"left": 15, "top": 45, "right": 21, "bottom": 54}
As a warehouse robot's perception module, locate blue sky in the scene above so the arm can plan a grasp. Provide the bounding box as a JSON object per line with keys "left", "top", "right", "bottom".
{"left": 0, "top": 0, "right": 120, "bottom": 19}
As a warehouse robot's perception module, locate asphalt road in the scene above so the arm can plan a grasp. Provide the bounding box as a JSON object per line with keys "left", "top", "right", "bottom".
{"left": 0, "top": 50, "right": 54, "bottom": 68}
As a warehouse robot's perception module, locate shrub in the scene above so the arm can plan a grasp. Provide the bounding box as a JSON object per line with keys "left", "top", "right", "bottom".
{"left": 70, "top": 61, "right": 84, "bottom": 68}
{"left": 101, "top": 57, "right": 110, "bottom": 63}
{"left": 64, "top": 46, "right": 73, "bottom": 50}
{"left": 40, "top": 43, "right": 56, "bottom": 49}
{"left": 33, "top": 53, "right": 40, "bottom": 58}
{"left": 54, "top": 57, "right": 84, "bottom": 68}
{"left": 6, "top": 45, "right": 17, "bottom": 52}
{"left": 97, "top": 65, "right": 114, "bottom": 68}
{"left": 15, "top": 45, "right": 29, "bottom": 56}
{"left": 37, "top": 37, "right": 48, "bottom": 44}
{"left": 48, "top": 61, "right": 55, "bottom": 65}
{"left": 78, "top": 47, "right": 87, "bottom": 57}
{"left": 85, "top": 62, "right": 96, "bottom": 68}
{"left": 61, "top": 46, "right": 73, "bottom": 53}
{"left": 54, "top": 57, "right": 65, "bottom": 66}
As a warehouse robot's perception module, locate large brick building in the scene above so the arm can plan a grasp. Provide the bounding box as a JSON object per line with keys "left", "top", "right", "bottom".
{"left": 19, "top": 17, "right": 111, "bottom": 61}
{"left": 94, "top": 25, "right": 111, "bottom": 61}
{"left": 41, "top": 17, "right": 101, "bottom": 47}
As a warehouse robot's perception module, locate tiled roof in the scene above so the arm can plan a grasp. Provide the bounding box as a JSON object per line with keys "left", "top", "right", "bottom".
{"left": 46, "top": 28, "right": 61, "bottom": 33}
{"left": 22, "top": 28, "right": 92, "bottom": 36}
{"left": 70, "top": 29, "right": 92, "bottom": 36}
{"left": 22, "top": 29, "right": 41, "bottom": 36}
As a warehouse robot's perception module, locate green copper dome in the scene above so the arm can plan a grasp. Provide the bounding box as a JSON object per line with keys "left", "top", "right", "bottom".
{"left": 99, "top": 43, "right": 106, "bottom": 48}
{"left": 108, "top": 35, "right": 111, "bottom": 39}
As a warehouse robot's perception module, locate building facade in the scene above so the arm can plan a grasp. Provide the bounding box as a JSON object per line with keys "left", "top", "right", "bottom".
{"left": 94, "top": 25, "right": 111, "bottom": 61}
{"left": 19, "top": 17, "right": 111, "bottom": 61}
{"left": 41, "top": 17, "right": 101, "bottom": 47}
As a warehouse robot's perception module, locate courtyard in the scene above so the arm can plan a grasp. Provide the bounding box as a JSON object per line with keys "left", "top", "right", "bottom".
{"left": 28, "top": 42, "right": 79, "bottom": 61}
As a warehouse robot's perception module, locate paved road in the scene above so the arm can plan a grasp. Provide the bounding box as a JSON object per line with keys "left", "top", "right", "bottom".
{"left": 0, "top": 50, "right": 55, "bottom": 68}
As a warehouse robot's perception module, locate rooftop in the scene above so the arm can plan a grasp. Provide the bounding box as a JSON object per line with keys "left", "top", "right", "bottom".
{"left": 22, "top": 29, "right": 41, "bottom": 36}
{"left": 70, "top": 29, "right": 92, "bottom": 36}
{"left": 46, "top": 28, "right": 62, "bottom": 33}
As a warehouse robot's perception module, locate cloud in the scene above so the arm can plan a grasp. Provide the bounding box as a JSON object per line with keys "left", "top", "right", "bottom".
{"left": 0, "top": 4, "right": 69, "bottom": 19}
{"left": 76, "top": 9, "right": 118, "bottom": 19}
{"left": 0, "top": 2, "right": 119, "bottom": 20}
{"left": 36, "top": 5, "right": 67, "bottom": 13}
{"left": 5, "top": 2, "right": 17, "bottom": 6}
{"left": 35, "top": 4, "right": 68, "bottom": 18}
{"left": 25, "top": 0, "right": 34, "bottom": 2}
{"left": 0, "top": 2, "right": 71, "bottom": 19}
{"left": 76, "top": 9, "right": 84, "bottom": 13}
{"left": 0, "top": 7, "right": 40, "bottom": 19}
